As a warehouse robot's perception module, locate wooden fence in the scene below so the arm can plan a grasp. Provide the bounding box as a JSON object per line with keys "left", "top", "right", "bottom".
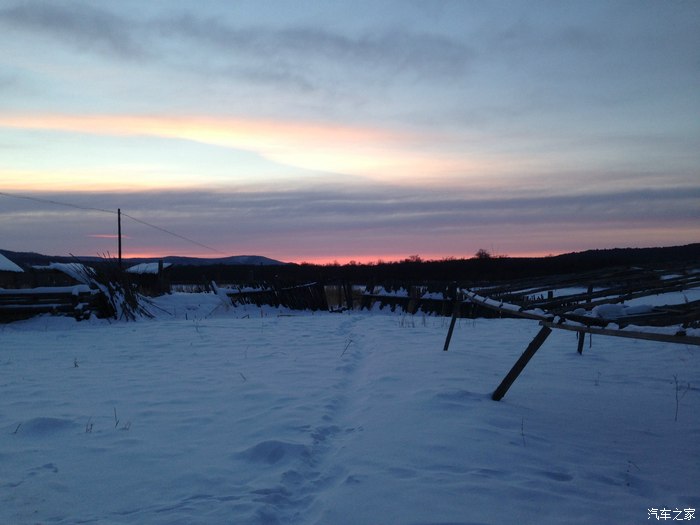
{"left": 224, "top": 282, "right": 330, "bottom": 311}
{"left": 439, "top": 265, "right": 700, "bottom": 401}
{"left": 223, "top": 282, "right": 508, "bottom": 318}
{"left": 0, "top": 286, "right": 99, "bottom": 323}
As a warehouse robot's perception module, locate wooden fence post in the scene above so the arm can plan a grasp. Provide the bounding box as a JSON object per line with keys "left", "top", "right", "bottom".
{"left": 442, "top": 300, "right": 461, "bottom": 351}
{"left": 492, "top": 325, "right": 552, "bottom": 401}
{"left": 345, "top": 282, "right": 354, "bottom": 311}
{"left": 576, "top": 330, "right": 585, "bottom": 354}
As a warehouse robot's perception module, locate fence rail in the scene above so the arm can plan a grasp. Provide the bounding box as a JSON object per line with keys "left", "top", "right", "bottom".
{"left": 0, "top": 286, "right": 98, "bottom": 322}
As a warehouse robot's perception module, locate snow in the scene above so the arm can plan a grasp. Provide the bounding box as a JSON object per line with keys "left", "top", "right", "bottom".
{"left": 591, "top": 303, "right": 655, "bottom": 320}
{"left": 0, "top": 253, "right": 23, "bottom": 273}
{"left": 1, "top": 294, "right": 699, "bottom": 524}
{"left": 364, "top": 286, "right": 410, "bottom": 298}
{"left": 523, "top": 286, "right": 602, "bottom": 300}
{"left": 624, "top": 287, "right": 700, "bottom": 308}
{"left": 126, "top": 262, "right": 172, "bottom": 274}
{"left": 465, "top": 291, "right": 533, "bottom": 315}
{"left": 33, "top": 262, "right": 95, "bottom": 284}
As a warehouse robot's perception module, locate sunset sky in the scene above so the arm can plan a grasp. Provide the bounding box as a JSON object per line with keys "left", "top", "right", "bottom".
{"left": 1, "top": 1, "right": 698, "bottom": 263}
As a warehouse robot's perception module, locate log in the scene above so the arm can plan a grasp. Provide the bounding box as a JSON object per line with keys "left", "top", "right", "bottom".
{"left": 541, "top": 321, "right": 700, "bottom": 346}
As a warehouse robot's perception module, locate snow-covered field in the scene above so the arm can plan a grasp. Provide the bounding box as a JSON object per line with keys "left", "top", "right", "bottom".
{"left": 2, "top": 293, "right": 698, "bottom": 524}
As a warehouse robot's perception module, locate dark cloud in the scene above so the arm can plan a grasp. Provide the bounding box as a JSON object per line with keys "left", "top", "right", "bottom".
{"left": 3, "top": 185, "right": 697, "bottom": 258}
{"left": 208, "top": 186, "right": 700, "bottom": 236}
{"left": 162, "top": 14, "right": 471, "bottom": 116}
{"left": 157, "top": 14, "right": 473, "bottom": 77}
{"left": 0, "top": 1, "right": 472, "bottom": 77}
{"left": 492, "top": 19, "right": 607, "bottom": 59}
{"left": 0, "top": 1, "right": 473, "bottom": 100}
{"left": 0, "top": 1, "right": 148, "bottom": 58}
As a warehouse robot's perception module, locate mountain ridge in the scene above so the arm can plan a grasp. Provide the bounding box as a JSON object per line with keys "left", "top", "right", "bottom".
{"left": 0, "top": 249, "right": 286, "bottom": 267}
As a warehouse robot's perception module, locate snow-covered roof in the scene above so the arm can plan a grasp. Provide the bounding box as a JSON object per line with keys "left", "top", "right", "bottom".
{"left": 0, "top": 253, "right": 24, "bottom": 273}
{"left": 126, "top": 262, "right": 172, "bottom": 275}
{"left": 33, "top": 262, "right": 95, "bottom": 284}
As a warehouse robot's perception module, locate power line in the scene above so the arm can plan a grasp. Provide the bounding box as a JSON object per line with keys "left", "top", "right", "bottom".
{"left": 0, "top": 191, "right": 116, "bottom": 215}
{"left": 0, "top": 190, "right": 226, "bottom": 255}
{"left": 121, "top": 211, "right": 226, "bottom": 255}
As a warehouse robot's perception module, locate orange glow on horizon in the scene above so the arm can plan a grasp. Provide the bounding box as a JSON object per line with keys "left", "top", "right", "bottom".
{"left": 287, "top": 250, "right": 563, "bottom": 265}
{"left": 80, "top": 250, "right": 563, "bottom": 265}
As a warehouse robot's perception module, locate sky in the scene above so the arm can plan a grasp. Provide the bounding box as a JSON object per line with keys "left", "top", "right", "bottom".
{"left": 0, "top": 0, "right": 698, "bottom": 264}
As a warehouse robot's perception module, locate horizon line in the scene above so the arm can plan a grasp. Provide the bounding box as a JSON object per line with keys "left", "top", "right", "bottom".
{"left": 4, "top": 243, "right": 698, "bottom": 267}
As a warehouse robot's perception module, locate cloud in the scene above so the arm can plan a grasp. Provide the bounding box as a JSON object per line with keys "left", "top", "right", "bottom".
{"left": 0, "top": 1, "right": 148, "bottom": 59}
{"left": 0, "top": 1, "right": 473, "bottom": 97}
{"left": 160, "top": 14, "right": 474, "bottom": 82}
{"left": 0, "top": 72, "right": 20, "bottom": 92}
{"left": 1, "top": 110, "right": 697, "bottom": 200}
{"left": 191, "top": 186, "right": 700, "bottom": 235}
{"left": 0, "top": 112, "right": 470, "bottom": 183}
{"left": 3, "top": 184, "right": 697, "bottom": 260}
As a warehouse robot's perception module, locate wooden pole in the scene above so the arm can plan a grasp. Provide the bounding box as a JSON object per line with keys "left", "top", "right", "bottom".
{"left": 576, "top": 331, "right": 585, "bottom": 355}
{"left": 118, "top": 208, "right": 122, "bottom": 269}
{"left": 443, "top": 300, "right": 460, "bottom": 351}
{"left": 492, "top": 325, "right": 552, "bottom": 401}
{"left": 345, "top": 282, "right": 354, "bottom": 311}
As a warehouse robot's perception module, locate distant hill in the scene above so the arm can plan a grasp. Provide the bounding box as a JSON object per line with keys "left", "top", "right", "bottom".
{"left": 150, "top": 255, "right": 285, "bottom": 266}
{"left": 0, "top": 249, "right": 286, "bottom": 268}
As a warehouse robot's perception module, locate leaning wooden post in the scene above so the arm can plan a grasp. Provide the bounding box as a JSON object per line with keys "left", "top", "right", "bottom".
{"left": 443, "top": 300, "right": 461, "bottom": 351}
{"left": 492, "top": 325, "right": 552, "bottom": 401}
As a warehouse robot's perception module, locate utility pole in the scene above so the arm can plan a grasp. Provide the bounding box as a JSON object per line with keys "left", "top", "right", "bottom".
{"left": 118, "top": 208, "right": 122, "bottom": 269}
